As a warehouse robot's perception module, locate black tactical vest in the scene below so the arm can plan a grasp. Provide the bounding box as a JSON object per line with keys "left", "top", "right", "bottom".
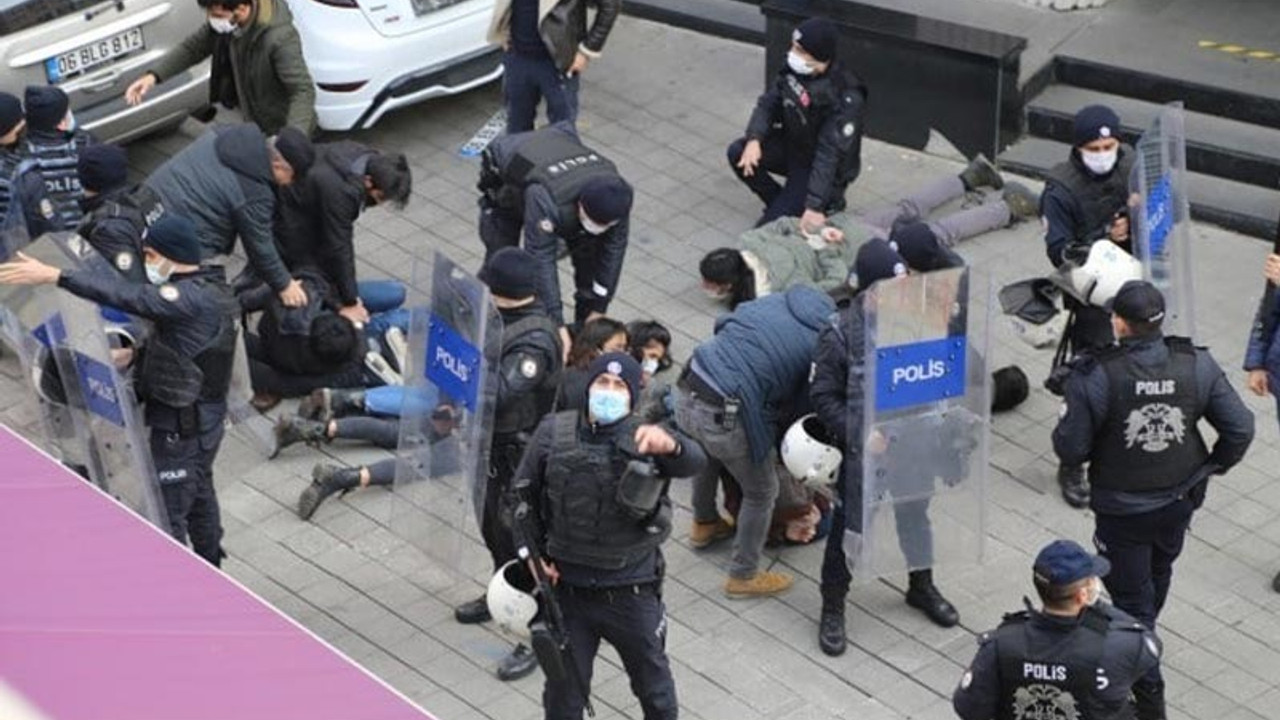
{"left": 140, "top": 277, "right": 238, "bottom": 410}
{"left": 994, "top": 607, "right": 1111, "bottom": 720}
{"left": 493, "top": 313, "right": 563, "bottom": 438}
{"left": 497, "top": 131, "right": 618, "bottom": 227}
{"left": 1044, "top": 147, "right": 1136, "bottom": 245}
{"left": 544, "top": 411, "right": 672, "bottom": 569}
{"left": 25, "top": 133, "right": 91, "bottom": 231}
{"left": 0, "top": 150, "right": 25, "bottom": 228}
{"left": 1089, "top": 338, "right": 1208, "bottom": 493}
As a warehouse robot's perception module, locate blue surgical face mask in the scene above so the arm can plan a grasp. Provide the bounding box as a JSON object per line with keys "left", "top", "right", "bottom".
{"left": 588, "top": 388, "right": 630, "bottom": 424}
{"left": 144, "top": 261, "right": 170, "bottom": 286}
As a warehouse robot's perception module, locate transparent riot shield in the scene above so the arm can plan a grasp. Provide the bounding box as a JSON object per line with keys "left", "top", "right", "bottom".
{"left": 391, "top": 252, "right": 502, "bottom": 599}
{"left": 225, "top": 323, "right": 276, "bottom": 457}
{"left": 1130, "top": 103, "right": 1195, "bottom": 337}
{"left": 849, "top": 266, "right": 990, "bottom": 581}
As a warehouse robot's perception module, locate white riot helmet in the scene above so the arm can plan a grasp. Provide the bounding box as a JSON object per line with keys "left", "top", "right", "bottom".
{"left": 486, "top": 560, "right": 538, "bottom": 640}
{"left": 781, "top": 414, "right": 842, "bottom": 488}
{"left": 1053, "top": 240, "right": 1142, "bottom": 309}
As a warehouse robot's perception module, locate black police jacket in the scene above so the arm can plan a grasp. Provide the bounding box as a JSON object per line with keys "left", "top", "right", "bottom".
{"left": 745, "top": 62, "right": 867, "bottom": 212}
{"left": 77, "top": 187, "right": 151, "bottom": 284}
{"left": 1040, "top": 146, "right": 1135, "bottom": 267}
{"left": 493, "top": 303, "right": 562, "bottom": 438}
{"left": 1052, "top": 334, "right": 1254, "bottom": 515}
{"left": 954, "top": 601, "right": 1160, "bottom": 720}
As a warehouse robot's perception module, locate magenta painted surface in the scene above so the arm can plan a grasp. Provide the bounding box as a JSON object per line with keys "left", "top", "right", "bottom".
{"left": 0, "top": 427, "right": 435, "bottom": 720}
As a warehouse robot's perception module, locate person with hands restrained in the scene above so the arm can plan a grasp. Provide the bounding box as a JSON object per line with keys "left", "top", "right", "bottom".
{"left": 511, "top": 352, "right": 705, "bottom": 720}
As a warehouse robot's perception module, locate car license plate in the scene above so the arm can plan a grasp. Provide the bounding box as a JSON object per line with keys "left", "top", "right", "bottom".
{"left": 45, "top": 27, "right": 145, "bottom": 84}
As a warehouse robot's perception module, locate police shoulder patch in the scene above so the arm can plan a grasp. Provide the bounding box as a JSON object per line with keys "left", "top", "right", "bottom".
{"left": 159, "top": 284, "right": 180, "bottom": 302}
{"left": 842, "top": 122, "right": 856, "bottom": 137}
{"left": 115, "top": 252, "right": 133, "bottom": 272}
{"left": 520, "top": 357, "right": 538, "bottom": 379}
{"left": 538, "top": 218, "right": 555, "bottom": 233}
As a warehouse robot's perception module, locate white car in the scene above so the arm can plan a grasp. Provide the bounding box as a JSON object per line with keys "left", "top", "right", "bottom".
{"left": 287, "top": 0, "right": 502, "bottom": 131}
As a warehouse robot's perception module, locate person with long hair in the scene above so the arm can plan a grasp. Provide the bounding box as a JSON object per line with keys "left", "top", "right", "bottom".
{"left": 555, "top": 316, "right": 628, "bottom": 411}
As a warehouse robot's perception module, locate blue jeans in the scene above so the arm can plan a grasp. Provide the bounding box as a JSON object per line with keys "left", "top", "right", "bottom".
{"left": 358, "top": 280, "right": 409, "bottom": 342}
{"left": 503, "top": 50, "right": 579, "bottom": 134}
{"left": 365, "top": 385, "right": 439, "bottom": 418}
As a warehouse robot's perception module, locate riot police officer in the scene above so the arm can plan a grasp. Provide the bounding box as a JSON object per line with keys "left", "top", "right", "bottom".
{"left": 0, "top": 92, "right": 52, "bottom": 241}
{"left": 1052, "top": 280, "right": 1253, "bottom": 719}
{"left": 728, "top": 17, "right": 867, "bottom": 229}
{"left": 954, "top": 539, "right": 1162, "bottom": 720}
{"left": 452, "top": 247, "right": 565, "bottom": 682}
{"left": 477, "top": 121, "right": 633, "bottom": 332}
{"left": 810, "top": 239, "right": 959, "bottom": 657}
{"left": 1040, "top": 104, "right": 1137, "bottom": 508}
{"left": 76, "top": 144, "right": 158, "bottom": 284}
{"left": 0, "top": 214, "right": 239, "bottom": 567}
{"left": 22, "top": 86, "right": 93, "bottom": 232}
{"left": 512, "top": 352, "right": 706, "bottom": 719}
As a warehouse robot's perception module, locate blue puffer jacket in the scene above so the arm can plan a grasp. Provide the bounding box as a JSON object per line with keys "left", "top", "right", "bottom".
{"left": 1244, "top": 283, "right": 1280, "bottom": 379}
{"left": 692, "top": 285, "right": 835, "bottom": 462}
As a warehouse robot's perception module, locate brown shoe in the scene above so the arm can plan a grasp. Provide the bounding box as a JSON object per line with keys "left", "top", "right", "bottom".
{"left": 689, "top": 517, "right": 735, "bottom": 549}
{"left": 250, "top": 392, "right": 281, "bottom": 412}
{"left": 724, "top": 571, "right": 794, "bottom": 599}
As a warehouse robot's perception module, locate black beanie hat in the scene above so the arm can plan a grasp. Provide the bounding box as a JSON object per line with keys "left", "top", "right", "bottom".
{"left": 24, "top": 85, "right": 68, "bottom": 133}
{"left": 77, "top": 144, "right": 129, "bottom": 193}
{"left": 144, "top": 214, "right": 203, "bottom": 265}
{"left": 794, "top": 18, "right": 838, "bottom": 63}
{"left": 0, "top": 93, "right": 23, "bottom": 137}
{"left": 851, "top": 237, "right": 908, "bottom": 291}
{"left": 479, "top": 247, "right": 537, "bottom": 300}
{"left": 889, "top": 221, "right": 964, "bottom": 272}
{"left": 991, "top": 365, "right": 1029, "bottom": 413}
{"left": 1072, "top": 104, "right": 1121, "bottom": 147}
{"left": 585, "top": 352, "right": 643, "bottom": 410}
{"left": 274, "top": 126, "right": 315, "bottom": 177}
{"left": 579, "top": 176, "right": 633, "bottom": 225}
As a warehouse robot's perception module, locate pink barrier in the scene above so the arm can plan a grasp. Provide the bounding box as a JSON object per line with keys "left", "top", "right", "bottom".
{"left": 0, "top": 427, "right": 435, "bottom": 720}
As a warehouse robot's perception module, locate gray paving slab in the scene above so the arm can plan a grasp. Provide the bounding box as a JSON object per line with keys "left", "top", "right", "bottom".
{"left": 5, "top": 13, "right": 1280, "bottom": 720}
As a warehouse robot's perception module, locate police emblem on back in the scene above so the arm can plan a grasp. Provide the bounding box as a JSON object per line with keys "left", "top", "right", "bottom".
{"left": 1011, "top": 685, "right": 1080, "bottom": 720}
{"left": 1123, "top": 403, "right": 1186, "bottom": 452}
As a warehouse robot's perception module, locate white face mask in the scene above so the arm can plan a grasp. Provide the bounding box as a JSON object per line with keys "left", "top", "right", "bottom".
{"left": 703, "top": 286, "right": 730, "bottom": 301}
{"left": 579, "top": 209, "right": 611, "bottom": 236}
{"left": 63, "top": 111, "right": 76, "bottom": 133}
{"left": 641, "top": 357, "right": 660, "bottom": 376}
{"left": 1084, "top": 577, "right": 1102, "bottom": 606}
{"left": 1080, "top": 147, "right": 1118, "bottom": 176}
{"left": 787, "top": 49, "right": 814, "bottom": 76}
{"left": 144, "top": 261, "right": 171, "bottom": 286}
{"left": 208, "top": 15, "right": 237, "bottom": 34}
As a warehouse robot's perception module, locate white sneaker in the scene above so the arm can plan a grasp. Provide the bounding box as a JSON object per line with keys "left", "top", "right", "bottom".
{"left": 385, "top": 326, "right": 409, "bottom": 375}
{"left": 365, "top": 350, "right": 403, "bottom": 386}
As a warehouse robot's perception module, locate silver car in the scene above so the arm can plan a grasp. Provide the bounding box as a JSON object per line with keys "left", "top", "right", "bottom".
{"left": 0, "top": 0, "right": 209, "bottom": 143}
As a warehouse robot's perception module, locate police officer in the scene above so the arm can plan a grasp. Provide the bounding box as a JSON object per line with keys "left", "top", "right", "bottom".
{"left": 0, "top": 92, "right": 52, "bottom": 240}
{"left": 76, "top": 144, "right": 157, "bottom": 284}
{"left": 478, "top": 121, "right": 633, "bottom": 333}
{"left": 0, "top": 214, "right": 240, "bottom": 567}
{"left": 1052, "top": 280, "right": 1253, "bottom": 719}
{"left": 1040, "top": 104, "right": 1138, "bottom": 509}
{"left": 22, "top": 86, "right": 93, "bottom": 232}
{"left": 953, "top": 539, "right": 1162, "bottom": 720}
{"left": 728, "top": 17, "right": 867, "bottom": 229}
{"left": 513, "top": 352, "right": 705, "bottom": 719}
{"left": 810, "top": 239, "right": 959, "bottom": 657}
{"left": 452, "top": 247, "right": 565, "bottom": 682}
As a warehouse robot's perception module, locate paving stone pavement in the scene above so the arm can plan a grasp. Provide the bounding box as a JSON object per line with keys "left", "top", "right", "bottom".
{"left": 3, "top": 16, "right": 1278, "bottom": 720}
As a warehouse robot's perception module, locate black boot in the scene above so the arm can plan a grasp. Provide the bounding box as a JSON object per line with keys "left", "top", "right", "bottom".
{"left": 454, "top": 594, "right": 492, "bottom": 625}
{"left": 818, "top": 602, "right": 848, "bottom": 657}
{"left": 298, "top": 388, "right": 365, "bottom": 423}
{"left": 271, "top": 416, "right": 328, "bottom": 459}
{"left": 1133, "top": 679, "right": 1166, "bottom": 720}
{"left": 959, "top": 153, "right": 1004, "bottom": 191}
{"left": 1057, "top": 464, "right": 1090, "bottom": 509}
{"left": 297, "top": 464, "right": 361, "bottom": 520}
{"left": 496, "top": 643, "right": 538, "bottom": 681}
{"left": 906, "top": 569, "right": 960, "bottom": 627}
{"left": 1273, "top": 569, "right": 1280, "bottom": 594}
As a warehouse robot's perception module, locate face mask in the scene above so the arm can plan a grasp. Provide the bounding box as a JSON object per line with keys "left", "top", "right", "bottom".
{"left": 588, "top": 388, "right": 630, "bottom": 424}
{"left": 1080, "top": 147, "right": 1118, "bottom": 176}
{"left": 64, "top": 112, "right": 76, "bottom": 133}
{"left": 787, "top": 49, "right": 814, "bottom": 76}
{"left": 1084, "top": 578, "right": 1102, "bottom": 606}
{"left": 208, "top": 15, "right": 237, "bottom": 34}
{"left": 579, "top": 209, "right": 611, "bottom": 236}
{"left": 641, "top": 358, "right": 660, "bottom": 376}
{"left": 144, "top": 261, "right": 171, "bottom": 286}
{"left": 703, "top": 286, "right": 730, "bottom": 301}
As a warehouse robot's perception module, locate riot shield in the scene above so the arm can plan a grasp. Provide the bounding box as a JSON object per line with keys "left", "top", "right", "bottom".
{"left": 849, "top": 266, "right": 990, "bottom": 581}
{"left": 391, "top": 252, "right": 502, "bottom": 599}
{"left": 225, "top": 323, "right": 276, "bottom": 457}
{"left": 1130, "top": 103, "right": 1195, "bottom": 337}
